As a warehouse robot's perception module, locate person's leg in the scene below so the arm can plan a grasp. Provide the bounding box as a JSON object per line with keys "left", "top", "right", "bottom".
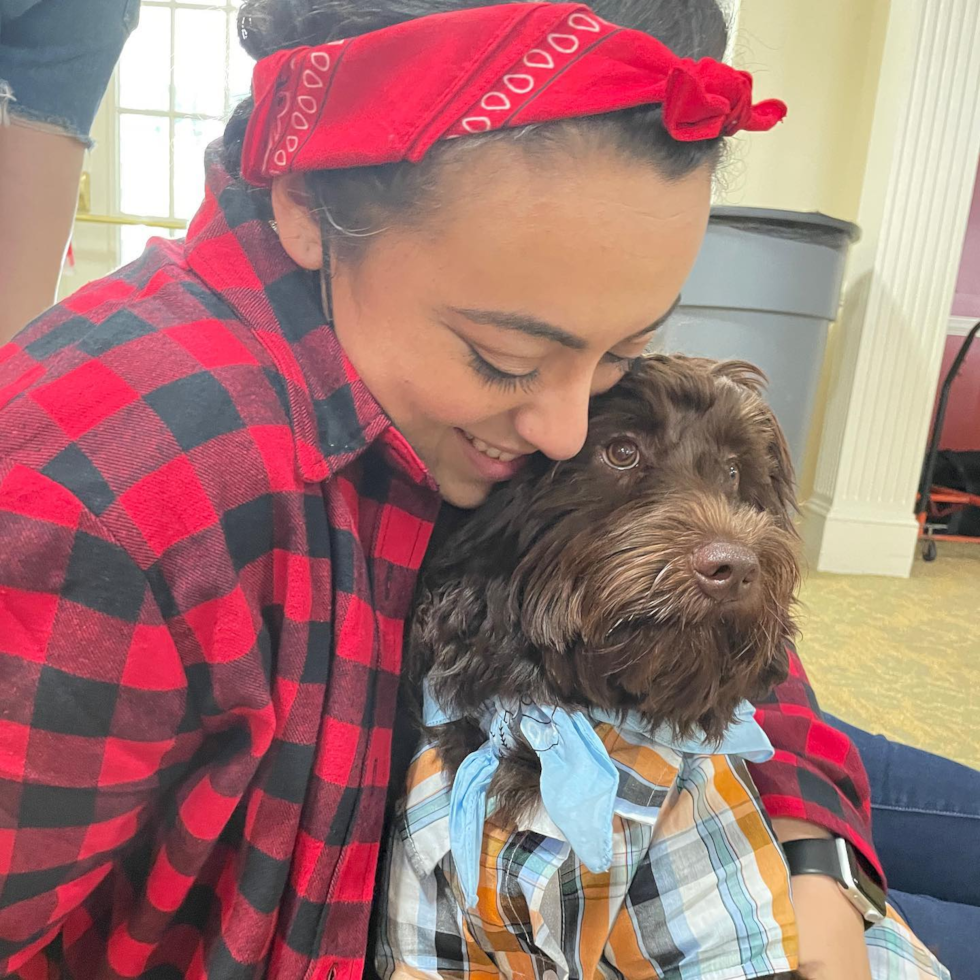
{"left": 825, "top": 716, "right": 980, "bottom": 907}
{"left": 887, "top": 890, "right": 980, "bottom": 980}
{"left": 826, "top": 717, "right": 980, "bottom": 978}
{"left": 0, "top": 0, "right": 139, "bottom": 344}
{"left": 0, "top": 120, "right": 86, "bottom": 341}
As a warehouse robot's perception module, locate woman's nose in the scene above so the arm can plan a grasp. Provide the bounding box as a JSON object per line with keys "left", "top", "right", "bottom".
{"left": 512, "top": 386, "right": 591, "bottom": 461}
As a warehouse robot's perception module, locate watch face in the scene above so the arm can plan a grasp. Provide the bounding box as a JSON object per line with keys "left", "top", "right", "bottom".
{"left": 835, "top": 838, "right": 887, "bottom": 920}
{"left": 857, "top": 866, "right": 887, "bottom": 918}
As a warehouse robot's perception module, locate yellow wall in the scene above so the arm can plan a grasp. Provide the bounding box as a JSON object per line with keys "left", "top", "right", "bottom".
{"left": 718, "top": 0, "right": 891, "bottom": 499}
{"left": 723, "top": 0, "right": 891, "bottom": 222}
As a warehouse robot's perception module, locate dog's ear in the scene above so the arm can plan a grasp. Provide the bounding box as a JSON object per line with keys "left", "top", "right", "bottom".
{"left": 759, "top": 402, "right": 798, "bottom": 527}
{"left": 408, "top": 476, "right": 546, "bottom": 709}
{"left": 708, "top": 360, "right": 797, "bottom": 524}
{"left": 710, "top": 359, "right": 769, "bottom": 396}
{"left": 410, "top": 571, "right": 540, "bottom": 714}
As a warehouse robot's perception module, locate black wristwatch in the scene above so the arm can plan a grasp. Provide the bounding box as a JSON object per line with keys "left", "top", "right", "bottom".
{"left": 782, "top": 838, "right": 887, "bottom": 929}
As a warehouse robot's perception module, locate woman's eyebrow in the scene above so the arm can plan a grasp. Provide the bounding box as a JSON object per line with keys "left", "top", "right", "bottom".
{"left": 449, "top": 295, "right": 683, "bottom": 350}
{"left": 449, "top": 307, "right": 588, "bottom": 350}
{"left": 625, "top": 295, "right": 682, "bottom": 340}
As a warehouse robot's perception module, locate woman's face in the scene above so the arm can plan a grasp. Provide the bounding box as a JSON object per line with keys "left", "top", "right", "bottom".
{"left": 329, "top": 142, "right": 712, "bottom": 508}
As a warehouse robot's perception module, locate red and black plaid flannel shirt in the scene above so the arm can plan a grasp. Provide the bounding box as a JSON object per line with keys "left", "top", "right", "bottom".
{"left": 0, "top": 149, "right": 881, "bottom": 980}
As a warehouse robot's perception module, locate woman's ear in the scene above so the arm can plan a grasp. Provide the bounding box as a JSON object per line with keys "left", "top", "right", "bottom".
{"left": 270, "top": 174, "right": 323, "bottom": 270}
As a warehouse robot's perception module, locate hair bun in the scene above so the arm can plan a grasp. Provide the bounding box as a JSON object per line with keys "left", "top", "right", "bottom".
{"left": 236, "top": 0, "right": 502, "bottom": 62}
{"left": 236, "top": 1, "right": 725, "bottom": 64}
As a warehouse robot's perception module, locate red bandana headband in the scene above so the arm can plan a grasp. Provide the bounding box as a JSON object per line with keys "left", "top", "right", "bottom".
{"left": 241, "top": 2, "right": 786, "bottom": 186}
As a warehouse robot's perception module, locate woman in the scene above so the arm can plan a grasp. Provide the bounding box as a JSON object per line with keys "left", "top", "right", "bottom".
{"left": 0, "top": 0, "right": 964, "bottom": 978}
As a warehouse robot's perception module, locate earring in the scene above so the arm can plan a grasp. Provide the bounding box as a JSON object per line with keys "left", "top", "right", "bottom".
{"left": 319, "top": 267, "right": 335, "bottom": 326}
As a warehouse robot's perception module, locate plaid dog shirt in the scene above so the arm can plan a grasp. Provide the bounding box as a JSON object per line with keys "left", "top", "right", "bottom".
{"left": 377, "top": 726, "right": 950, "bottom": 980}
{"left": 0, "top": 145, "right": 883, "bottom": 979}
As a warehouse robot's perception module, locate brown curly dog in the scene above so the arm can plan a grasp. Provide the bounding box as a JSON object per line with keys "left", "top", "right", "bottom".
{"left": 406, "top": 355, "right": 806, "bottom": 980}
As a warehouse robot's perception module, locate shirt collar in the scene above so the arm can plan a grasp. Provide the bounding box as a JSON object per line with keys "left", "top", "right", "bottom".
{"left": 183, "top": 144, "right": 432, "bottom": 488}
{"left": 400, "top": 724, "right": 682, "bottom": 882}
{"left": 402, "top": 696, "right": 775, "bottom": 883}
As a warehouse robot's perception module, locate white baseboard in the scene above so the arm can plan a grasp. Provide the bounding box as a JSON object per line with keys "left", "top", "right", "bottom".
{"left": 800, "top": 498, "right": 920, "bottom": 577}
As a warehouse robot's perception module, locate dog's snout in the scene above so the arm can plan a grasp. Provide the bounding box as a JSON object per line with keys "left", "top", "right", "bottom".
{"left": 692, "top": 542, "right": 760, "bottom": 602}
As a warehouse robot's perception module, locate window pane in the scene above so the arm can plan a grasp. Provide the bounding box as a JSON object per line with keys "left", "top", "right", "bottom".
{"left": 227, "top": 13, "right": 253, "bottom": 108}
{"left": 174, "top": 8, "right": 227, "bottom": 117}
{"left": 174, "top": 117, "right": 225, "bottom": 218}
{"left": 120, "top": 226, "right": 183, "bottom": 268}
{"left": 119, "top": 114, "right": 171, "bottom": 216}
{"left": 118, "top": 6, "right": 172, "bottom": 111}
{"left": 120, "top": 226, "right": 154, "bottom": 266}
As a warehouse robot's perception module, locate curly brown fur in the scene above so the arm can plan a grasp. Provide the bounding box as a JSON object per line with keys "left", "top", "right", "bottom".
{"left": 409, "top": 355, "right": 806, "bottom": 979}
{"left": 409, "top": 356, "right": 801, "bottom": 813}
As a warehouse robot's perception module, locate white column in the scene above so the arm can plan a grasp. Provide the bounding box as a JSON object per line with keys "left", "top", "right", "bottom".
{"left": 802, "top": 0, "right": 980, "bottom": 577}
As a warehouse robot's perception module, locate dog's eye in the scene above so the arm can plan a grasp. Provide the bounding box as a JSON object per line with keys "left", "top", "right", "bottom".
{"left": 728, "top": 461, "right": 740, "bottom": 486}
{"left": 603, "top": 439, "right": 640, "bottom": 470}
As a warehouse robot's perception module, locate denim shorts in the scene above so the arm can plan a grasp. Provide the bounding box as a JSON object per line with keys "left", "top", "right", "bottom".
{"left": 0, "top": 0, "right": 140, "bottom": 146}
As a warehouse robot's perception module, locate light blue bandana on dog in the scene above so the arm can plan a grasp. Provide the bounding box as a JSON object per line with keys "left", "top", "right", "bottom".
{"left": 422, "top": 682, "right": 775, "bottom": 909}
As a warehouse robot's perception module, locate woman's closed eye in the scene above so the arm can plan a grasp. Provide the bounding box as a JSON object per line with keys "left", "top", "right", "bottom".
{"left": 466, "top": 345, "right": 539, "bottom": 392}
{"left": 467, "top": 346, "right": 641, "bottom": 392}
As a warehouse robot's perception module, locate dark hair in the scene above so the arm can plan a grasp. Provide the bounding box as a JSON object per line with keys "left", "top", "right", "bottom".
{"left": 223, "top": 0, "right": 728, "bottom": 258}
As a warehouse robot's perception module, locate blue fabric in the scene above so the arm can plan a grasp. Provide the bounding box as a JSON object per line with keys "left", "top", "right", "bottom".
{"left": 426, "top": 682, "right": 774, "bottom": 909}
{"left": 519, "top": 704, "right": 620, "bottom": 876}
{"left": 887, "top": 891, "right": 980, "bottom": 980}
{"left": 827, "top": 716, "right": 980, "bottom": 980}
{"left": 0, "top": 0, "right": 140, "bottom": 144}
{"left": 597, "top": 699, "right": 777, "bottom": 765}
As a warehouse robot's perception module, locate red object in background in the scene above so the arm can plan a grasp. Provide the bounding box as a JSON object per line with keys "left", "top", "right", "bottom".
{"left": 930, "top": 332, "right": 980, "bottom": 452}
{"left": 918, "top": 322, "right": 980, "bottom": 559}
{"left": 937, "top": 162, "right": 980, "bottom": 451}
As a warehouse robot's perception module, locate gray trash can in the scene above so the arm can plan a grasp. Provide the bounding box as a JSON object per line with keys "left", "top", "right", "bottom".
{"left": 658, "top": 207, "right": 860, "bottom": 472}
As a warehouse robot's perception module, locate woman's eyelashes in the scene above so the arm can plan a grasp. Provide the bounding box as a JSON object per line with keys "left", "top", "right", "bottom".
{"left": 466, "top": 346, "right": 539, "bottom": 392}
{"left": 466, "top": 345, "right": 641, "bottom": 392}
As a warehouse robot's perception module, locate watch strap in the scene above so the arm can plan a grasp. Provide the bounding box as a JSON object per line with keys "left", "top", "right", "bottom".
{"left": 782, "top": 838, "right": 843, "bottom": 878}
{"left": 782, "top": 837, "right": 887, "bottom": 928}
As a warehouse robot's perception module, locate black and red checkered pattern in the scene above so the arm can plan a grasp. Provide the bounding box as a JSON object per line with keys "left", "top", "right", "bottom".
{"left": 752, "top": 644, "right": 882, "bottom": 881}
{"left": 0, "top": 147, "right": 879, "bottom": 979}
{"left": 0, "top": 148, "right": 439, "bottom": 980}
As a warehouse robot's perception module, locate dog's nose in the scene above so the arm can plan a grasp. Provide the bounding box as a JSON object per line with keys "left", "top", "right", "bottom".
{"left": 692, "top": 542, "right": 760, "bottom": 602}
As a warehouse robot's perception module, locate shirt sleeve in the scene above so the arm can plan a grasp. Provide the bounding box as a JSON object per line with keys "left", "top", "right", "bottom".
{"left": 0, "top": 465, "right": 189, "bottom": 975}
{"left": 749, "top": 643, "right": 884, "bottom": 884}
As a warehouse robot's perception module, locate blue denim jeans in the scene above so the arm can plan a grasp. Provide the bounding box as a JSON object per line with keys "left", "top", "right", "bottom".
{"left": 0, "top": 0, "right": 139, "bottom": 145}
{"left": 828, "top": 717, "right": 980, "bottom": 980}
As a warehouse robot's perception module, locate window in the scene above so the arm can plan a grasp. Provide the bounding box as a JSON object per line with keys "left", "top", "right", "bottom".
{"left": 114, "top": 0, "right": 252, "bottom": 262}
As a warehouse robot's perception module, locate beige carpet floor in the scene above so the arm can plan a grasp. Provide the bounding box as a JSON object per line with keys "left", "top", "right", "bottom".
{"left": 796, "top": 540, "right": 980, "bottom": 770}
